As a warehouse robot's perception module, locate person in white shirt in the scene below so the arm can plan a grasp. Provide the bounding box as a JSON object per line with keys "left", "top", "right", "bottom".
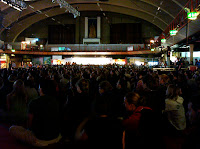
{"left": 165, "top": 84, "right": 186, "bottom": 131}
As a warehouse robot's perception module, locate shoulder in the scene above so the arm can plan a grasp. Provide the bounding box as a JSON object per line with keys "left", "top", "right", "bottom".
{"left": 176, "top": 96, "right": 184, "bottom": 104}
{"left": 165, "top": 98, "right": 174, "bottom": 104}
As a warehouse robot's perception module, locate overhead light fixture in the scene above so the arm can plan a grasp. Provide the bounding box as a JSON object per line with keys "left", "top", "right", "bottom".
{"left": 0, "top": 0, "right": 27, "bottom": 11}
{"left": 53, "top": 0, "right": 80, "bottom": 18}
{"left": 170, "top": 30, "right": 178, "bottom": 36}
{"left": 161, "top": 39, "right": 166, "bottom": 43}
{"left": 184, "top": 7, "right": 199, "bottom": 20}
{"left": 187, "top": 12, "right": 199, "bottom": 20}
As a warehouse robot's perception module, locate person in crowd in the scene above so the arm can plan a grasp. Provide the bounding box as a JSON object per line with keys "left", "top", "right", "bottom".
{"left": 122, "top": 92, "right": 161, "bottom": 149}
{"left": 24, "top": 79, "right": 38, "bottom": 104}
{"left": 6, "top": 79, "right": 28, "bottom": 125}
{"left": 184, "top": 95, "right": 200, "bottom": 148}
{"left": 0, "top": 64, "right": 199, "bottom": 148}
{"left": 156, "top": 74, "right": 170, "bottom": 119}
{"left": 113, "top": 78, "right": 130, "bottom": 117}
{"left": 164, "top": 84, "right": 186, "bottom": 136}
{"left": 135, "top": 73, "right": 144, "bottom": 92}
{"left": 75, "top": 82, "right": 124, "bottom": 149}
{"left": 94, "top": 80, "right": 116, "bottom": 117}
{"left": 0, "top": 74, "right": 16, "bottom": 111}
{"left": 9, "top": 79, "right": 61, "bottom": 147}
{"left": 62, "top": 78, "right": 91, "bottom": 141}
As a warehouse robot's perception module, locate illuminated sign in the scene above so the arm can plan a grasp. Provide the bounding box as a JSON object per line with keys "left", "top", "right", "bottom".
{"left": 187, "top": 12, "right": 198, "bottom": 20}
{"left": 170, "top": 30, "right": 178, "bottom": 36}
{"left": 161, "top": 39, "right": 166, "bottom": 43}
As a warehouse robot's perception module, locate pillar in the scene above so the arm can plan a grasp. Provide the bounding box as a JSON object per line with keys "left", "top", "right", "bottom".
{"left": 189, "top": 44, "right": 194, "bottom": 65}
{"left": 167, "top": 46, "right": 171, "bottom": 66}
{"left": 75, "top": 17, "right": 80, "bottom": 44}
{"left": 97, "top": 16, "right": 101, "bottom": 39}
{"left": 85, "top": 17, "right": 88, "bottom": 38}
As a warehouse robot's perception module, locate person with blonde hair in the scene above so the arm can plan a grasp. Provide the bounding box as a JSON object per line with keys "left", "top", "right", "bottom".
{"left": 164, "top": 84, "right": 186, "bottom": 135}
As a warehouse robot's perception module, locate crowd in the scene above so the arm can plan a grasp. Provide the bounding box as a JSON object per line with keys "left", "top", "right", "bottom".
{"left": 0, "top": 64, "right": 200, "bottom": 149}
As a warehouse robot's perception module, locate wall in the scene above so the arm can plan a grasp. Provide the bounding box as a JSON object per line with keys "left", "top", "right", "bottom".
{"left": 15, "top": 11, "right": 162, "bottom": 44}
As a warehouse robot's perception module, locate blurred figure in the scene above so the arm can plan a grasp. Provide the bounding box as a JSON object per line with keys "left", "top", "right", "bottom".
{"left": 7, "top": 79, "right": 28, "bottom": 125}
{"left": 62, "top": 78, "right": 91, "bottom": 141}
{"left": 164, "top": 84, "right": 186, "bottom": 136}
{"left": 122, "top": 92, "right": 159, "bottom": 149}
{"left": 9, "top": 79, "right": 61, "bottom": 147}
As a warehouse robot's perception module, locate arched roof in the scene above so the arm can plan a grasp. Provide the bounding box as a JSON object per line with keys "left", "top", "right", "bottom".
{"left": 0, "top": 0, "right": 190, "bottom": 42}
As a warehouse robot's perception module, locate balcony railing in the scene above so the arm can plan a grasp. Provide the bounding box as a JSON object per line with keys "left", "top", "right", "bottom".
{"left": 5, "top": 43, "right": 150, "bottom": 52}
{"left": 159, "top": 0, "right": 200, "bottom": 41}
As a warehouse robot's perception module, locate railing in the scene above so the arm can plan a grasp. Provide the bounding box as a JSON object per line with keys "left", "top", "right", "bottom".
{"left": 6, "top": 43, "right": 151, "bottom": 52}
{"left": 158, "top": 0, "right": 200, "bottom": 42}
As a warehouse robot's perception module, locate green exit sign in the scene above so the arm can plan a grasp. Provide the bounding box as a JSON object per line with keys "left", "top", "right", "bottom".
{"left": 187, "top": 12, "right": 198, "bottom": 20}
{"left": 170, "top": 30, "right": 178, "bottom": 36}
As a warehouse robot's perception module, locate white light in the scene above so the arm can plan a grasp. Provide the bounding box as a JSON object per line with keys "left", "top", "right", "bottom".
{"left": 2, "top": 1, "right": 7, "bottom": 4}
{"left": 148, "top": 62, "right": 158, "bottom": 66}
{"left": 150, "top": 40, "right": 155, "bottom": 43}
{"left": 29, "top": 5, "right": 34, "bottom": 9}
{"left": 66, "top": 57, "right": 113, "bottom": 65}
{"left": 21, "top": 41, "right": 30, "bottom": 44}
{"left": 135, "top": 61, "right": 144, "bottom": 66}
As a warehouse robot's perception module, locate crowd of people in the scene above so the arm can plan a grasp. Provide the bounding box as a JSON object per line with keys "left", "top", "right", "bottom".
{"left": 0, "top": 64, "right": 200, "bottom": 149}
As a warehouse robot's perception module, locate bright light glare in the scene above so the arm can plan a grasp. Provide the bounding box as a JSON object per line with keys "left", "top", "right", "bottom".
{"left": 53, "top": 59, "right": 65, "bottom": 65}
{"left": 71, "top": 57, "right": 112, "bottom": 65}
{"left": 148, "top": 62, "right": 158, "bottom": 66}
{"left": 150, "top": 40, "right": 155, "bottom": 43}
{"left": 187, "top": 12, "right": 198, "bottom": 20}
{"left": 114, "top": 59, "right": 125, "bottom": 65}
{"left": 161, "top": 39, "right": 166, "bottom": 43}
{"left": 170, "top": 30, "right": 178, "bottom": 36}
{"left": 170, "top": 56, "right": 177, "bottom": 63}
{"left": 135, "top": 61, "right": 144, "bottom": 66}
{"left": 21, "top": 41, "right": 30, "bottom": 44}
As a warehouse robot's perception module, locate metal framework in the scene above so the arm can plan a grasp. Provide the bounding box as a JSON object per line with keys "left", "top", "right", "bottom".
{"left": 159, "top": 0, "right": 200, "bottom": 41}
{"left": 0, "top": 0, "right": 27, "bottom": 11}
{"left": 53, "top": 0, "right": 80, "bottom": 18}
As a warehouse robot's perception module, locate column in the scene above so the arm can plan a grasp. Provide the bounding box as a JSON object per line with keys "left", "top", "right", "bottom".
{"left": 97, "top": 16, "right": 101, "bottom": 38}
{"left": 85, "top": 17, "right": 88, "bottom": 38}
{"left": 75, "top": 17, "right": 80, "bottom": 44}
{"left": 167, "top": 46, "right": 171, "bottom": 66}
{"left": 189, "top": 44, "right": 194, "bottom": 65}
